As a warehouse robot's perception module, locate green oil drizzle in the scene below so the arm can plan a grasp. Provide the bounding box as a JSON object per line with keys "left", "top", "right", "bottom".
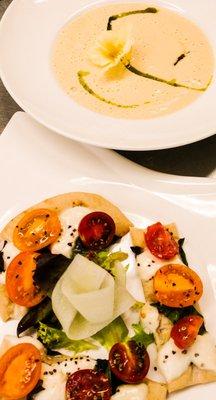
{"left": 107, "top": 9, "right": 210, "bottom": 92}
{"left": 125, "top": 64, "right": 210, "bottom": 91}
{"left": 107, "top": 7, "right": 158, "bottom": 30}
{"left": 78, "top": 71, "right": 139, "bottom": 108}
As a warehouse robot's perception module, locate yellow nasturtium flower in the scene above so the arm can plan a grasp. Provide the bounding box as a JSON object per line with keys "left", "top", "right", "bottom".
{"left": 89, "top": 27, "right": 133, "bottom": 73}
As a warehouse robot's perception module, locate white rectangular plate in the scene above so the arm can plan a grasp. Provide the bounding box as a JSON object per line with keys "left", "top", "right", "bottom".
{"left": 0, "top": 112, "right": 215, "bottom": 399}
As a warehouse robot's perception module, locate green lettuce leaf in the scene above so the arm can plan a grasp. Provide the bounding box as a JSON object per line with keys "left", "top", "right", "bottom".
{"left": 93, "top": 317, "right": 128, "bottom": 350}
{"left": 37, "top": 322, "right": 97, "bottom": 353}
{"left": 94, "top": 251, "right": 128, "bottom": 275}
{"left": 131, "top": 324, "right": 154, "bottom": 347}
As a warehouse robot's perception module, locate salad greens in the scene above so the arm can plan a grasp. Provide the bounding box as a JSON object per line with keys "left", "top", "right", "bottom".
{"left": 93, "top": 251, "right": 128, "bottom": 275}
{"left": 37, "top": 322, "right": 97, "bottom": 354}
{"left": 131, "top": 324, "right": 154, "bottom": 347}
{"left": 17, "top": 297, "right": 54, "bottom": 337}
{"left": 152, "top": 303, "right": 206, "bottom": 334}
{"left": 93, "top": 317, "right": 128, "bottom": 350}
{"left": 33, "top": 252, "right": 71, "bottom": 295}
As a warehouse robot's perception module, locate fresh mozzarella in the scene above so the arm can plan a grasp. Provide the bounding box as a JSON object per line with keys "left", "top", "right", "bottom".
{"left": 1, "top": 241, "right": 19, "bottom": 269}
{"left": 122, "top": 307, "right": 140, "bottom": 337}
{"left": 111, "top": 383, "right": 148, "bottom": 400}
{"left": 0, "top": 334, "right": 44, "bottom": 357}
{"left": 158, "top": 334, "right": 216, "bottom": 382}
{"left": 110, "top": 233, "right": 145, "bottom": 302}
{"left": 0, "top": 271, "right": 6, "bottom": 284}
{"left": 35, "top": 363, "right": 66, "bottom": 400}
{"left": 137, "top": 249, "right": 183, "bottom": 281}
{"left": 146, "top": 343, "right": 166, "bottom": 383}
{"left": 158, "top": 338, "right": 191, "bottom": 382}
{"left": 50, "top": 206, "right": 91, "bottom": 258}
{"left": 140, "top": 303, "right": 159, "bottom": 334}
{"left": 190, "top": 333, "right": 216, "bottom": 371}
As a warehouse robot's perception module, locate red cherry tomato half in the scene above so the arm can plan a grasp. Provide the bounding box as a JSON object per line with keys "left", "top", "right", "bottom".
{"left": 78, "top": 212, "right": 115, "bottom": 250}
{"left": 109, "top": 341, "right": 150, "bottom": 384}
{"left": 66, "top": 369, "right": 111, "bottom": 400}
{"left": 171, "top": 315, "right": 204, "bottom": 350}
{"left": 145, "top": 222, "right": 179, "bottom": 260}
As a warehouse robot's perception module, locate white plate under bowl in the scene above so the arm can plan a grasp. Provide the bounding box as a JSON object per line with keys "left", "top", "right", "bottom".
{"left": 0, "top": 112, "right": 216, "bottom": 399}
{"left": 0, "top": 0, "right": 216, "bottom": 150}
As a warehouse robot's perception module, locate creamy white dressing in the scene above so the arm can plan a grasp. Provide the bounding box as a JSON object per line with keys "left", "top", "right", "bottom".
{"left": 136, "top": 248, "right": 183, "bottom": 281}
{"left": 110, "top": 233, "right": 145, "bottom": 302}
{"left": 51, "top": 206, "right": 91, "bottom": 258}
{"left": 52, "top": 3, "right": 214, "bottom": 120}
{"left": 158, "top": 334, "right": 216, "bottom": 382}
{"left": 140, "top": 303, "right": 159, "bottom": 334}
{"left": 111, "top": 383, "right": 148, "bottom": 400}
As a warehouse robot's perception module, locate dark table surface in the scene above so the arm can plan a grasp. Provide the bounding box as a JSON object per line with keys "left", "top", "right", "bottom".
{"left": 0, "top": 0, "right": 215, "bottom": 178}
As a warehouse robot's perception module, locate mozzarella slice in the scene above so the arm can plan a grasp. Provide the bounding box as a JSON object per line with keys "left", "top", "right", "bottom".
{"left": 158, "top": 338, "right": 191, "bottom": 382}
{"left": 137, "top": 249, "right": 183, "bottom": 281}
{"left": 110, "top": 233, "right": 145, "bottom": 302}
{"left": 158, "top": 333, "right": 216, "bottom": 382}
{"left": 190, "top": 333, "right": 216, "bottom": 371}
{"left": 111, "top": 383, "right": 148, "bottom": 400}
{"left": 50, "top": 206, "right": 91, "bottom": 258}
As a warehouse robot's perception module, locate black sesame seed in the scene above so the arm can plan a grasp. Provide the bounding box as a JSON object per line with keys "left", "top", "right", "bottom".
{"left": 75, "top": 361, "right": 78, "bottom": 365}
{"left": 7, "top": 256, "right": 11, "bottom": 259}
{"left": 53, "top": 369, "right": 57, "bottom": 373}
{"left": 165, "top": 355, "right": 169, "bottom": 359}
{"left": 68, "top": 225, "right": 72, "bottom": 229}
{"left": 182, "top": 350, "right": 187, "bottom": 354}
{"left": 67, "top": 243, "right": 72, "bottom": 247}
{"left": 172, "top": 351, "right": 176, "bottom": 355}
{"left": 194, "top": 353, "right": 199, "bottom": 357}
{"left": 154, "top": 367, "right": 158, "bottom": 371}
{"left": 18, "top": 261, "right": 22, "bottom": 265}
{"left": 137, "top": 263, "right": 140, "bottom": 267}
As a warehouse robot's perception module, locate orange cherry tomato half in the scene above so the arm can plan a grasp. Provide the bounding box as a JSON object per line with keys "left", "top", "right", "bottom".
{"left": 13, "top": 208, "right": 61, "bottom": 251}
{"left": 0, "top": 343, "right": 42, "bottom": 399}
{"left": 6, "top": 252, "right": 45, "bottom": 307}
{"left": 145, "top": 222, "right": 179, "bottom": 260}
{"left": 171, "top": 315, "right": 204, "bottom": 350}
{"left": 109, "top": 340, "right": 150, "bottom": 384}
{"left": 153, "top": 264, "right": 203, "bottom": 308}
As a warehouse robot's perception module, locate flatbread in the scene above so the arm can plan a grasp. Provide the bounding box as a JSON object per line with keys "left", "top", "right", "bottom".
{"left": 146, "top": 380, "right": 167, "bottom": 400}
{"left": 0, "top": 192, "right": 132, "bottom": 241}
{"left": 168, "top": 365, "right": 216, "bottom": 393}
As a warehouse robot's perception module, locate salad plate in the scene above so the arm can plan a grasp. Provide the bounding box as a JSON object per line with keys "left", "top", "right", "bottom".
{"left": 0, "top": 0, "right": 216, "bottom": 150}
{"left": 0, "top": 113, "right": 215, "bottom": 400}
